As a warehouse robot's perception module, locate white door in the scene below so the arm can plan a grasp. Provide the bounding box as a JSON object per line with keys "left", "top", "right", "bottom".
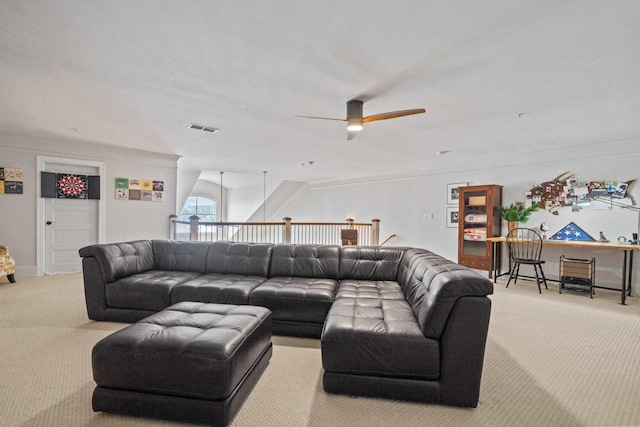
{"left": 44, "top": 164, "right": 99, "bottom": 274}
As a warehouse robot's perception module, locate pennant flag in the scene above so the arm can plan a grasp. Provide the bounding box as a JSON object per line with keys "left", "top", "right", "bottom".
{"left": 549, "top": 222, "right": 595, "bottom": 241}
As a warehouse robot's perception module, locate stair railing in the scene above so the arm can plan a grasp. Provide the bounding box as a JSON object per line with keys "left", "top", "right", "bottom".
{"left": 170, "top": 216, "right": 381, "bottom": 245}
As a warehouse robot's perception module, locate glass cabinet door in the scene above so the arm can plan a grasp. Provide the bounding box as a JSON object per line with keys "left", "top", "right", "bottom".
{"left": 461, "top": 189, "right": 488, "bottom": 257}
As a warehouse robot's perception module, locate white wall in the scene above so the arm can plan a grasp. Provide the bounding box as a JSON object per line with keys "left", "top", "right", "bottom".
{"left": 0, "top": 132, "right": 179, "bottom": 276}
{"left": 283, "top": 151, "right": 639, "bottom": 294}
{"left": 227, "top": 179, "right": 288, "bottom": 222}
{"left": 176, "top": 167, "right": 201, "bottom": 215}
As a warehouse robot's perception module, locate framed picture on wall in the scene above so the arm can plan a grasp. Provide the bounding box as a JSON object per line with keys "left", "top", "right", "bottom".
{"left": 447, "top": 182, "right": 467, "bottom": 204}
{"left": 446, "top": 207, "right": 459, "bottom": 228}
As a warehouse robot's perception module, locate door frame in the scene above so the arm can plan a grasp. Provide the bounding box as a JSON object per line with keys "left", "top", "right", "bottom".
{"left": 36, "top": 156, "right": 106, "bottom": 276}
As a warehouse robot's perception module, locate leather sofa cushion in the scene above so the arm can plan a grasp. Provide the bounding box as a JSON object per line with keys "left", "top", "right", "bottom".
{"left": 92, "top": 302, "right": 272, "bottom": 401}
{"left": 336, "top": 280, "right": 405, "bottom": 300}
{"left": 79, "top": 240, "right": 155, "bottom": 282}
{"left": 250, "top": 277, "right": 337, "bottom": 323}
{"left": 152, "top": 240, "right": 210, "bottom": 273}
{"left": 105, "top": 270, "right": 200, "bottom": 311}
{"left": 398, "top": 248, "right": 493, "bottom": 339}
{"left": 322, "top": 296, "right": 439, "bottom": 380}
{"left": 339, "top": 246, "right": 405, "bottom": 281}
{"left": 205, "top": 242, "right": 273, "bottom": 277}
{"left": 269, "top": 244, "right": 340, "bottom": 279}
{"left": 171, "top": 274, "right": 267, "bottom": 306}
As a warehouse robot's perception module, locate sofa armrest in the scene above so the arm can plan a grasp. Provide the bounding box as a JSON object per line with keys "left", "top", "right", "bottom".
{"left": 79, "top": 240, "right": 154, "bottom": 283}
{"left": 438, "top": 296, "right": 491, "bottom": 407}
{"left": 398, "top": 248, "right": 493, "bottom": 339}
{"left": 82, "top": 256, "right": 108, "bottom": 320}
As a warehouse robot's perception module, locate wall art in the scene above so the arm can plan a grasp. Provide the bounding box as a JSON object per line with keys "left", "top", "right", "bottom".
{"left": 0, "top": 167, "right": 23, "bottom": 194}
{"left": 447, "top": 182, "right": 467, "bottom": 204}
{"left": 116, "top": 177, "right": 164, "bottom": 202}
{"left": 446, "top": 207, "right": 459, "bottom": 228}
{"left": 527, "top": 172, "right": 635, "bottom": 215}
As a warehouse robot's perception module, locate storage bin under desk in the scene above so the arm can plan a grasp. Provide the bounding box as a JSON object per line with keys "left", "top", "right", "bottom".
{"left": 559, "top": 256, "right": 595, "bottom": 297}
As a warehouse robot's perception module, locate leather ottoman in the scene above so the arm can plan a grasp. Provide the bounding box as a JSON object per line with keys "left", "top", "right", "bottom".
{"left": 91, "top": 302, "right": 272, "bottom": 426}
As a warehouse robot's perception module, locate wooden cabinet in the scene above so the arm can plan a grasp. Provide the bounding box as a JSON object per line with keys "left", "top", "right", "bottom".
{"left": 457, "top": 185, "right": 502, "bottom": 276}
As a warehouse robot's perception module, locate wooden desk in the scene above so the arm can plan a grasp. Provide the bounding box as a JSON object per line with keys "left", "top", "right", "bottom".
{"left": 486, "top": 237, "right": 638, "bottom": 304}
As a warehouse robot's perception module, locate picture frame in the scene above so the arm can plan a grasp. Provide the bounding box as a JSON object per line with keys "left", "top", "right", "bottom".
{"left": 447, "top": 182, "right": 467, "bottom": 204}
{"left": 446, "top": 207, "right": 459, "bottom": 228}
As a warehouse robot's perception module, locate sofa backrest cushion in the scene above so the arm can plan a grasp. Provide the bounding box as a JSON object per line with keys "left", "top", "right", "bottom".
{"left": 205, "top": 241, "right": 273, "bottom": 276}
{"left": 152, "top": 240, "right": 210, "bottom": 273}
{"left": 269, "top": 244, "right": 340, "bottom": 279}
{"left": 339, "top": 246, "right": 405, "bottom": 281}
{"left": 78, "top": 240, "right": 155, "bottom": 283}
{"left": 397, "top": 248, "right": 493, "bottom": 339}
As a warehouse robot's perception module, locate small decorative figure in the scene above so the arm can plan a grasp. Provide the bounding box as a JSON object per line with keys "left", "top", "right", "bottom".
{"left": 598, "top": 232, "right": 609, "bottom": 243}
{"left": 540, "top": 222, "right": 549, "bottom": 239}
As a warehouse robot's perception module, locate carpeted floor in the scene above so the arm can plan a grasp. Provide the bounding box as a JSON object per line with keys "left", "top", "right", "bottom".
{"left": 1, "top": 273, "right": 639, "bottom": 426}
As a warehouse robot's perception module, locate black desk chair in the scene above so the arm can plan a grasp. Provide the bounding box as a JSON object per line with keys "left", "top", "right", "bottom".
{"left": 506, "top": 228, "right": 548, "bottom": 293}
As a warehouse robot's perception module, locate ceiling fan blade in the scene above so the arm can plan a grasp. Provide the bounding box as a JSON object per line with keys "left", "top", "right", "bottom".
{"left": 363, "top": 108, "right": 426, "bottom": 123}
{"left": 294, "top": 115, "right": 346, "bottom": 122}
{"left": 347, "top": 130, "right": 358, "bottom": 141}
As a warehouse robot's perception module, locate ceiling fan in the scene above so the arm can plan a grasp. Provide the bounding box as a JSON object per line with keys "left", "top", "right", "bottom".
{"left": 296, "top": 99, "right": 426, "bottom": 140}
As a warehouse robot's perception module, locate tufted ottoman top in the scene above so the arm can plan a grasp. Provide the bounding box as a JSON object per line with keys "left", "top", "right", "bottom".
{"left": 92, "top": 302, "right": 272, "bottom": 401}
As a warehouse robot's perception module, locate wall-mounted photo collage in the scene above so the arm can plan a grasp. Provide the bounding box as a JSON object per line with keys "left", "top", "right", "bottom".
{"left": 527, "top": 172, "right": 634, "bottom": 214}
{"left": 115, "top": 178, "right": 164, "bottom": 202}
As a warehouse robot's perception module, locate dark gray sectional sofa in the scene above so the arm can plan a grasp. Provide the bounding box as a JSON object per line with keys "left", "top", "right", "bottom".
{"left": 80, "top": 239, "right": 493, "bottom": 407}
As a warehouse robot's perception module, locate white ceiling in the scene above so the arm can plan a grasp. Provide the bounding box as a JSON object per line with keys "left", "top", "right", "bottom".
{"left": 1, "top": 1, "right": 639, "bottom": 188}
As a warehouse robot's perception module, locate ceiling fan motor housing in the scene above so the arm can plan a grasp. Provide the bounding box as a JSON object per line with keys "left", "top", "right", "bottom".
{"left": 346, "top": 99, "right": 364, "bottom": 120}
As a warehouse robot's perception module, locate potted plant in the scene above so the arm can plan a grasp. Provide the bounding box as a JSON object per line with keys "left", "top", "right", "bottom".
{"left": 498, "top": 201, "right": 540, "bottom": 233}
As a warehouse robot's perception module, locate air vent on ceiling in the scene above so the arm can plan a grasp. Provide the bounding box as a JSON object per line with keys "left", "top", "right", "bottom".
{"left": 188, "top": 123, "right": 219, "bottom": 134}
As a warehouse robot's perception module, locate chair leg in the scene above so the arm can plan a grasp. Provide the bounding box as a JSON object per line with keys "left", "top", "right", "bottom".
{"left": 533, "top": 264, "right": 542, "bottom": 294}
{"left": 539, "top": 264, "right": 548, "bottom": 289}
{"left": 514, "top": 264, "right": 521, "bottom": 284}
{"left": 506, "top": 262, "right": 518, "bottom": 288}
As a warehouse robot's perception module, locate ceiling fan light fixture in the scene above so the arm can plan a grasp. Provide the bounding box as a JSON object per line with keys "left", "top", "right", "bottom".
{"left": 347, "top": 119, "right": 363, "bottom": 132}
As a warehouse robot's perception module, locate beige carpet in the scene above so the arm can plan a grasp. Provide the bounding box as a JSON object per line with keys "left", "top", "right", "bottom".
{"left": 1, "top": 273, "right": 639, "bottom": 427}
